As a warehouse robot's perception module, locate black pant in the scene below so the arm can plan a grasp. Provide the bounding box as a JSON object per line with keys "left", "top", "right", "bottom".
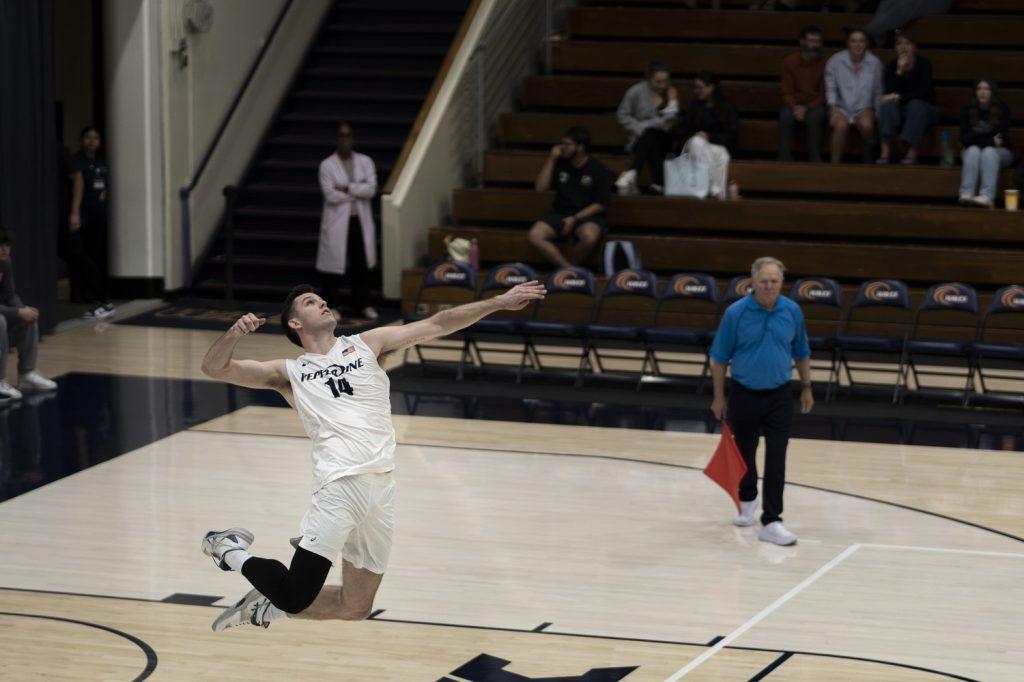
{"left": 59, "top": 229, "right": 108, "bottom": 303}
{"left": 241, "top": 546, "right": 332, "bottom": 614}
{"left": 321, "top": 217, "right": 370, "bottom": 314}
{"left": 778, "top": 105, "right": 825, "bottom": 162}
{"left": 631, "top": 127, "right": 673, "bottom": 185}
{"left": 727, "top": 382, "right": 793, "bottom": 526}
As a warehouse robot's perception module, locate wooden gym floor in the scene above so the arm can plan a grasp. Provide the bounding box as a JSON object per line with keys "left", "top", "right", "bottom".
{"left": 0, "top": 321, "right": 1022, "bottom": 680}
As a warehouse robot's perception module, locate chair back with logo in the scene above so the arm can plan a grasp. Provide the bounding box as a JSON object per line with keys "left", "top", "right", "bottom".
{"left": 722, "top": 275, "right": 753, "bottom": 307}
{"left": 972, "top": 284, "right": 1024, "bottom": 404}
{"left": 654, "top": 272, "right": 719, "bottom": 329}
{"left": 789, "top": 277, "right": 844, "bottom": 344}
{"left": 842, "top": 279, "right": 912, "bottom": 337}
{"left": 593, "top": 268, "right": 659, "bottom": 325}
{"left": 478, "top": 262, "right": 538, "bottom": 320}
{"left": 978, "top": 284, "right": 1024, "bottom": 343}
{"left": 411, "top": 259, "right": 477, "bottom": 317}
{"left": 911, "top": 282, "right": 979, "bottom": 342}
{"left": 532, "top": 266, "right": 597, "bottom": 324}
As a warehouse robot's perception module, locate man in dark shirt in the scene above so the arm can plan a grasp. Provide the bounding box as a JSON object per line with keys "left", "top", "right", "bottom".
{"left": 0, "top": 228, "right": 58, "bottom": 401}
{"left": 527, "top": 127, "right": 611, "bottom": 268}
{"left": 779, "top": 26, "right": 827, "bottom": 162}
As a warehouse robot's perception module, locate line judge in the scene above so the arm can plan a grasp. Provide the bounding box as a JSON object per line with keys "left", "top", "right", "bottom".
{"left": 708, "top": 256, "right": 813, "bottom": 546}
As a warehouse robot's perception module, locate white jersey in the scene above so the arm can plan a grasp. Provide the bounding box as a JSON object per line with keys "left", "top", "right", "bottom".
{"left": 286, "top": 334, "right": 395, "bottom": 489}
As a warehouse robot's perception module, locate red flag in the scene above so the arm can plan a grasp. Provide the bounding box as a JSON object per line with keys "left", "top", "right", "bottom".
{"left": 703, "top": 421, "right": 748, "bottom": 512}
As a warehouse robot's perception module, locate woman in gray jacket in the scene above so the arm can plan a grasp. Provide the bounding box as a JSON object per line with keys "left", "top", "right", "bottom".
{"left": 615, "top": 60, "right": 680, "bottom": 195}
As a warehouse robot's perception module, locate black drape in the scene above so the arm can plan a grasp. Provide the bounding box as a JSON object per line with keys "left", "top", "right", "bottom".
{"left": 0, "top": 0, "right": 57, "bottom": 332}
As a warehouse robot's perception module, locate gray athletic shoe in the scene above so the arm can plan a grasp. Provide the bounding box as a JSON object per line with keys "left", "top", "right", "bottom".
{"left": 289, "top": 536, "right": 301, "bottom": 550}
{"left": 201, "top": 527, "right": 254, "bottom": 571}
{"left": 212, "top": 588, "right": 271, "bottom": 632}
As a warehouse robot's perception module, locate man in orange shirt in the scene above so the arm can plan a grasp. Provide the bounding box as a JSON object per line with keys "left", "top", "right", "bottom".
{"left": 778, "top": 26, "right": 827, "bottom": 162}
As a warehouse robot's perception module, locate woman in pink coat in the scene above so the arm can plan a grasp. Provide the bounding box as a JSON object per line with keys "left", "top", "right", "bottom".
{"left": 316, "top": 122, "right": 378, "bottom": 320}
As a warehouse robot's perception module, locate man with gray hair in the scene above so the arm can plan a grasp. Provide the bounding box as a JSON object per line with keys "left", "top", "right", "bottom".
{"left": 708, "top": 256, "right": 813, "bottom": 545}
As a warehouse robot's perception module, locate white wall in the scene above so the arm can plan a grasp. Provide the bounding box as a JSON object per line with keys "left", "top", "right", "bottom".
{"left": 105, "top": 0, "right": 165, "bottom": 281}
{"left": 103, "top": 0, "right": 331, "bottom": 288}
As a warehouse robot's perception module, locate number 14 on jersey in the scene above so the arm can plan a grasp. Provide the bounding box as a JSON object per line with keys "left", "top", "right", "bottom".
{"left": 324, "top": 377, "right": 354, "bottom": 398}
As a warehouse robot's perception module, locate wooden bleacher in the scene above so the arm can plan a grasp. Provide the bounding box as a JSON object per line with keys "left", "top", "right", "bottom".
{"left": 404, "top": 1, "right": 1024, "bottom": 339}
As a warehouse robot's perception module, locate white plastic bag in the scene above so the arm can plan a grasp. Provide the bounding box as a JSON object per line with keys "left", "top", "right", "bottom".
{"left": 664, "top": 153, "right": 711, "bottom": 198}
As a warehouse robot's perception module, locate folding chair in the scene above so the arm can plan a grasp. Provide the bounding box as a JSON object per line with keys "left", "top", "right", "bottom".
{"left": 788, "top": 277, "right": 844, "bottom": 401}
{"left": 723, "top": 275, "right": 753, "bottom": 306}
{"left": 970, "top": 284, "right": 1024, "bottom": 408}
{"left": 639, "top": 272, "right": 719, "bottom": 392}
{"left": 581, "top": 268, "right": 659, "bottom": 385}
{"left": 464, "top": 262, "right": 538, "bottom": 376}
{"left": 897, "top": 282, "right": 979, "bottom": 405}
{"left": 518, "top": 266, "right": 596, "bottom": 384}
{"left": 834, "top": 279, "right": 912, "bottom": 402}
{"left": 402, "top": 259, "right": 477, "bottom": 376}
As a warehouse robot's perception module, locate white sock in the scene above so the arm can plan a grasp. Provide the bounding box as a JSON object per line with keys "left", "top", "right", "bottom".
{"left": 223, "top": 549, "right": 251, "bottom": 572}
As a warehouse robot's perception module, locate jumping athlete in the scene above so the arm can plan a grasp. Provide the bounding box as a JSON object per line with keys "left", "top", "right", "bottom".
{"left": 199, "top": 280, "right": 546, "bottom": 630}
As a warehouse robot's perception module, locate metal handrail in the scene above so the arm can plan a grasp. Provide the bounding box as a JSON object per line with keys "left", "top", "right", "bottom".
{"left": 178, "top": 0, "right": 294, "bottom": 288}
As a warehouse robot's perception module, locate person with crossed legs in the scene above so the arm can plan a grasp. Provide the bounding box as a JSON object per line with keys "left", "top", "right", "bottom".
{"left": 708, "top": 257, "right": 814, "bottom": 546}
{"left": 199, "top": 279, "right": 546, "bottom": 630}
{"left": 528, "top": 126, "right": 611, "bottom": 268}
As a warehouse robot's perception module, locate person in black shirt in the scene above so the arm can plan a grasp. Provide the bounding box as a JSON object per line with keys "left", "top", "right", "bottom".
{"left": 958, "top": 79, "right": 1012, "bottom": 208}
{"left": 877, "top": 33, "right": 938, "bottom": 165}
{"left": 527, "top": 127, "right": 611, "bottom": 268}
{"left": 672, "top": 71, "right": 739, "bottom": 199}
{"left": 72, "top": 127, "right": 114, "bottom": 318}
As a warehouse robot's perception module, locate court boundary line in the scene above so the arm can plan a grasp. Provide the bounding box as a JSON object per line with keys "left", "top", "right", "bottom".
{"left": 0, "top": 586, "right": 976, "bottom": 681}
{"left": 188, "top": 427, "right": 1024, "bottom": 545}
{"left": 0, "top": 610, "right": 158, "bottom": 681}
{"left": 665, "top": 544, "right": 862, "bottom": 680}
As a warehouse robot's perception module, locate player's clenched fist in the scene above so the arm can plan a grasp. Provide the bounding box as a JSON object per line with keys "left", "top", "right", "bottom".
{"left": 231, "top": 313, "right": 266, "bottom": 336}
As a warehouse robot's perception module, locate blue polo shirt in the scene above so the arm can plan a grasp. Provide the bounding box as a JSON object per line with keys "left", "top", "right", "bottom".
{"left": 709, "top": 294, "right": 811, "bottom": 390}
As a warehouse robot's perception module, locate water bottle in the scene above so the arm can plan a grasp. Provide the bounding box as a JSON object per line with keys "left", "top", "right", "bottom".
{"left": 940, "top": 132, "right": 955, "bottom": 168}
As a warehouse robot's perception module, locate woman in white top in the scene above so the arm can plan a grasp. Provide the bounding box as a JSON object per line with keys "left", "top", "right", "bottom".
{"left": 615, "top": 60, "right": 680, "bottom": 195}
{"left": 825, "top": 28, "right": 883, "bottom": 164}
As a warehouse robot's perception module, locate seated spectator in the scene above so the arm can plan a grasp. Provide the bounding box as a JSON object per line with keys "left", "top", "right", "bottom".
{"left": 674, "top": 71, "right": 738, "bottom": 199}
{"left": 865, "top": 0, "right": 951, "bottom": 47}
{"left": 958, "top": 79, "right": 1011, "bottom": 208}
{"left": 0, "top": 228, "right": 58, "bottom": 400}
{"left": 528, "top": 127, "right": 611, "bottom": 267}
{"left": 615, "top": 60, "right": 680, "bottom": 195}
{"left": 825, "top": 28, "right": 882, "bottom": 164}
{"left": 877, "top": 32, "right": 937, "bottom": 165}
{"left": 779, "top": 26, "right": 827, "bottom": 162}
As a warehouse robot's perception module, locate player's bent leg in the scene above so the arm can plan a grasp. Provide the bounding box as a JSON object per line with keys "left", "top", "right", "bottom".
{"left": 291, "top": 561, "right": 385, "bottom": 621}
{"left": 240, "top": 546, "right": 332, "bottom": 614}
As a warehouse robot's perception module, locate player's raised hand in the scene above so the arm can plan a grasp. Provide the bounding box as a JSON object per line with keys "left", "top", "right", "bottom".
{"left": 497, "top": 281, "right": 547, "bottom": 311}
{"left": 231, "top": 313, "right": 266, "bottom": 336}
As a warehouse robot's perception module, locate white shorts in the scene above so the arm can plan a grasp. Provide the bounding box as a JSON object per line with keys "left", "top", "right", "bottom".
{"left": 298, "top": 471, "right": 395, "bottom": 574}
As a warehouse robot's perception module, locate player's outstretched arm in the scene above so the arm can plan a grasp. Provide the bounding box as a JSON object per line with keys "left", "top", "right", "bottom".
{"left": 361, "top": 281, "right": 546, "bottom": 356}
{"left": 201, "top": 313, "right": 290, "bottom": 392}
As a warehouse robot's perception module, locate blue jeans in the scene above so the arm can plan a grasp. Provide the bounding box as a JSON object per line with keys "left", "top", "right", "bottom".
{"left": 878, "top": 99, "right": 939, "bottom": 150}
{"left": 960, "top": 146, "right": 1013, "bottom": 199}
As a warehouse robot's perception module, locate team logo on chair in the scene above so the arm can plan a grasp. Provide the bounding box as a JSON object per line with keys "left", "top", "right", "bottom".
{"left": 494, "top": 266, "right": 529, "bottom": 286}
{"left": 932, "top": 284, "right": 969, "bottom": 306}
{"left": 673, "top": 275, "right": 708, "bottom": 297}
{"left": 797, "top": 280, "right": 834, "bottom": 301}
{"left": 864, "top": 280, "right": 901, "bottom": 302}
{"left": 614, "top": 270, "right": 649, "bottom": 291}
{"left": 999, "top": 286, "right": 1024, "bottom": 309}
{"left": 432, "top": 262, "right": 467, "bottom": 283}
{"left": 734, "top": 277, "right": 752, "bottom": 297}
{"left": 552, "top": 269, "right": 587, "bottom": 291}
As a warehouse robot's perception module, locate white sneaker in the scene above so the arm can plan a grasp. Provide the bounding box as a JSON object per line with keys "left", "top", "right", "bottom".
{"left": 82, "top": 305, "right": 114, "bottom": 320}
{"left": 212, "top": 588, "right": 274, "bottom": 632}
{"left": 732, "top": 496, "right": 759, "bottom": 527}
{"left": 958, "top": 194, "right": 973, "bottom": 206}
{"left": 201, "top": 527, "right": 254, "bottom": 571}
{"left": 615, "top": 169, "right": 639, "bottom": 195}
{"left": 18, "top": 371, "right": 57, "bottom": 393}
{"left": 362, "top": 306, "right": 380, "bottom": 321}
{"left": 0, "top": 380, "right": 22, "bottom": 401}
{"left": 972, "top": 195, "right": 994, "bottom": 209}
{"left": 758, "top": 521, "right": 798, "bottom": 546}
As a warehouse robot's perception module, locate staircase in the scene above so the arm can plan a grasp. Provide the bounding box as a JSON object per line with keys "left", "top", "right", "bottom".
{"left": 192, "top": 0, "right": 472, "bottom": 301}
